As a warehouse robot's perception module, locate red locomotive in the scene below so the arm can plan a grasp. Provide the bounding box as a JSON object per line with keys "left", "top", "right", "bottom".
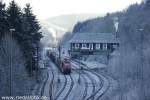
{"left": 47, "top": 51, "right": 71, "bottom": 75}
{"left": 60, "top": 58, "right": 71, "bottom": 74}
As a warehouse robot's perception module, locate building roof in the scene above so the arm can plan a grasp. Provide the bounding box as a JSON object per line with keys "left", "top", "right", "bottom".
{"left": 69, "top": 33, "right": 119, "bottom": 43}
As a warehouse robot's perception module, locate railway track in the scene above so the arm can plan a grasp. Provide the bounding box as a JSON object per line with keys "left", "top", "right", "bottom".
{"left": 84, "top": 71, "right": 96, "bottom": 99}
{"left": 43, "top": 56, "right": 74, "bottom": 100}
{"left": 72, "top": 60, "right": 110, "bottom": 100}
{"left": 63, "top": 75, "right": 74, "bottom": 100}
{"left": 86, "top": 71, "right": 104, "bottom": 100}
{"left": 69, "top": 63, "right": 88, "bottom": 100}
{"left": 54, "top": 75, "right": 74, "bottom": 100}
{"left": 71, "top": 67, "right": 88, "bottom": 100}
{"left": 40, "top": 72, "right": 49, "bottom": 96}
{"left": 79, "top": 61, "right": 110, "bottom": 100}
{"left": 93, "top": 72, "right": 110, "bottom": 100}
{"left": 54, "top": 75, "right": 67, "bottom": 100}
{"left": 71, "top": 61, "right": 94, "bottom": 100}
{"left": 81, "top": 63, "right": 110, "bottom": 100}
{"left": 49, "top": 66, "right": 55, "bottom": 100}
{"left": 79, "top": 75, "right": 88, "bottom": 100}
{"left": 40, "top": 59, "right": 55, "bottom": 100}
{"left": 50, "top": 60, "right": 74, "bottom": 100}
{"left": 43, "top": 55, "right": 109, "bottom": 100}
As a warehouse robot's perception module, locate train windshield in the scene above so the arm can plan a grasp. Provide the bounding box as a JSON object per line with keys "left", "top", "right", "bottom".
{"left": 64, "top": 59, "right": 70, "bottom": 63}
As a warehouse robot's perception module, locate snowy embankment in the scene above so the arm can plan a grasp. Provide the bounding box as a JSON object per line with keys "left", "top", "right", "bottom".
{"left": 81, "top": 51, "right": 120, "bottom": 70}
{"left": 76, "top": 51, "right": 120, "bottom": 70}
{"left": 82, "top": 61, "right": 106, "bottom": 69}
{"left": 72, "top": 59, "right": 106, "bottom": 70}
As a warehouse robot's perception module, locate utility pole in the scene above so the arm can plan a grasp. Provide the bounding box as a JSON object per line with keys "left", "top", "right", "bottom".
{"left": 58, "top": 46, "right": 61, "bottom": 60}
{"left": 57, "top": 46, "right": 61, "bottom": 83}
{"left": 9, "top": 28, "right": 15, "bottom": 96}
{"left": 36, "top": 41, "right": 40, "bottom": 83}
{"left": 139, "top": 28, "right": 146, "bottom": 100}
{"left": 78, "top": 52, "right": 81, "bottom": 84}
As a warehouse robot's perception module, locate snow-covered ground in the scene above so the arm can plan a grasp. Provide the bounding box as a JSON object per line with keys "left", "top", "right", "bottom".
{"left": 82, "top": 61, "right": 106, "bottom": 69}
{"left": 57, "top": 46, "right": 107, "bottom": 70}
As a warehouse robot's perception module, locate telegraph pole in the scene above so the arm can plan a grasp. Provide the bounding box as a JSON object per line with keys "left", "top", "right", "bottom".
{"left": 9, "top": 28, "right": 15, "bottom": 96}
{"left": 78, "top": 51, "right": 81, "bottom": 84}
{"left": 139, "top": 28, "right": 146, "bottom": 100}
{"left": 57, "top": 46, "right": 61, "bottom": 83}
{"left": 36, "top": 41, "right": 40, "bottom": 83}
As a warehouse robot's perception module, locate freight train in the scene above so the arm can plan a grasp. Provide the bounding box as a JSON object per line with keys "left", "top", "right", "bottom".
{"left": 47, "top": 51, "right": 71, "bottom": 75}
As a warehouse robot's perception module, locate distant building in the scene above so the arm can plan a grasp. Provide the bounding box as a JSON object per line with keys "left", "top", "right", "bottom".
{"left": 69, "top": 33, "right": 119, "bottom": 56}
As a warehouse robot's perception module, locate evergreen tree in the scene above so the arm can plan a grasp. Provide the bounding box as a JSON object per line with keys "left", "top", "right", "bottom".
{"left": 7, "top": 0, "right": 23, "bottom": 41}
{"left": 145, "top": 0, "right": 150, "bottom": 9}
{"left": 23, "top": 4, "right": 42, "bottom": 42}
{"left": 22, "top": 4, "right": 42, "bottom": 75}
{"left": 103, "top": 13, "right": 116, "bottom": 33}
{"left": 0, "top": 1, "right": 8, "bottom": 37}
{"left": 73, "top": 14, "right": 115, "bottom": 33}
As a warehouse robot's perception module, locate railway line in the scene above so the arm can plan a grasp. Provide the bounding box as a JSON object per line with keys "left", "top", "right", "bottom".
{"left": 86, "top": 71, "right": 104, "bottom": 100}
{"left": 71, "top": 66, "right": 88, "bottom": 100}
{"left": 49, "top": 65, "right": 55, "bottom": 100}
{"left": 54, "top": 75, "right": 67, "bottom": 100}
{"left": 40, "top": 72, "right": 49, "bottom": 96}
{"left": 72, "top": 68, "right": 94, "bottom": 99}
{"left": 50, "top": 58, "right": 74, "bottom": 100}
{"left": 40, "top": 53, "right": 110, "bottom": 100}
{"left": 71, "top": 68, "right": 88, "bottom": 100}
{"left": 71, "top": 60, "right": 110, "bottom": 100}
{"left": 71, "top": 61, "right": 96, "bottom": 100}
{"left": 92, "top": 72, "right": 110, "bottom": 100}
{"left": 54, "top": 75, "right": 74, "bottom": 100}
{"left": 77, "top": 60, "right": 110, "bottom": 100}
{"left": 79, "top": 75, "right": 88, "bottom": 100}
{"left": 39, "top": 59, "right": 55, "bottom": 100}
{"left": 63, "top": 75, "right": 74, "bottom": 100}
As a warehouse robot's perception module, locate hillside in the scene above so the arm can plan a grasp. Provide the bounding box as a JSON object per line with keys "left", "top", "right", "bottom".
{"left": 72, "top": 13, "right": 116, "bottom": 33}
{"left": 40, "top": 14, "right": 102, "bottom": 46}
{"left": 46, "top": 14, "right": 101, "bottom": 31}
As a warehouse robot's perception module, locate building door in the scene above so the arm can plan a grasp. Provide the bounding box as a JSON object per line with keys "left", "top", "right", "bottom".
{"left": 89, "top": 43, "right": 93, "bottom": 50}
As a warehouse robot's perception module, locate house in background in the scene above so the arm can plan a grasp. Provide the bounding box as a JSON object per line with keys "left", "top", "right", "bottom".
{"left": 69, "top": 33, "right": 119, "bottom": 56}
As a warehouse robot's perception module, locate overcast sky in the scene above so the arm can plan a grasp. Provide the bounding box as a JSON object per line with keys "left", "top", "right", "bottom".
{"left": 4, "top": 0, "right": 142, "bottom": 20}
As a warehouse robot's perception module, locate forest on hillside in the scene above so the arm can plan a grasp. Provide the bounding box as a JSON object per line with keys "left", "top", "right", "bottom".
{"left": 73, "top": 13, "right": 116, "bottom": 33}
{"left": 71, "top": 0, "right": 150, "bottom": 100}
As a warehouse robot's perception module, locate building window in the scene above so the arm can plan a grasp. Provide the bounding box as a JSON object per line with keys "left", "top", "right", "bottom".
{"left": 89, "top": 43, "right": 93, "bottom": 50}
{"left": 103, "top": 43, "right": 107, "bottom": 50}
{"left": 75, "top": 43, "right": 80, "bottom": 49}
{"left": 96, "top": 44, "right": 101, "bottom": 50}
{"left": 112, "top": 44, "right": 118, "bottom": 49}
{"left": 82, "top": 44, "right": 87, "bottom": 49}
